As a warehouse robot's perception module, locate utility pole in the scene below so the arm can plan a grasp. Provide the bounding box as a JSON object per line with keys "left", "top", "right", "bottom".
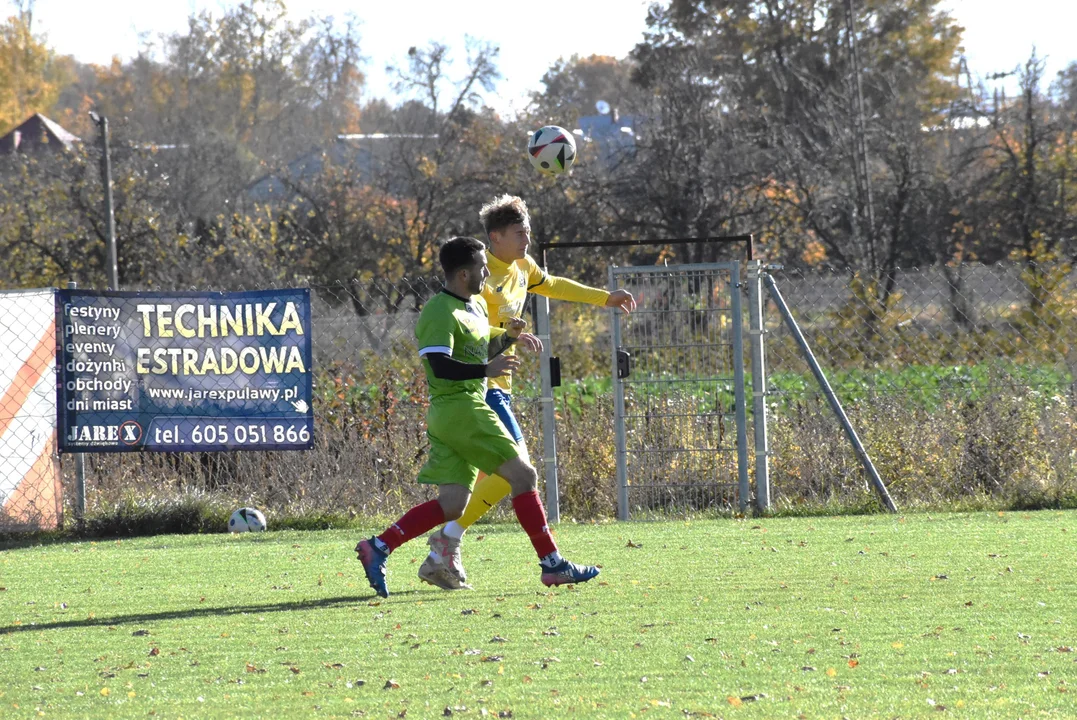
{"left": 88, "top": 111, "right": 119, "bottom": 290}
{"left": 844, "top": 0, "right": 877, "bottom": 272}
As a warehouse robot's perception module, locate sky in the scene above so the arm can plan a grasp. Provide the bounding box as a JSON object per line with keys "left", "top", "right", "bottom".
{"left": 27, "top": 0, "right": 1077, "bottom": 116}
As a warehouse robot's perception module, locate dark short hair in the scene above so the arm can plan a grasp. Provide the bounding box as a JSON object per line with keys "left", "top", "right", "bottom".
{"left": 479, "top": 194, "right": 530, "bottom": 236}
{"left": 439, "top": 236, "right": 486, "bottom": 277}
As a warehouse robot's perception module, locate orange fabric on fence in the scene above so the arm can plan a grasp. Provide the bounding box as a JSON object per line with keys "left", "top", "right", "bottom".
{"left": 0, "top": 289, "right": 62, "bottom": 531}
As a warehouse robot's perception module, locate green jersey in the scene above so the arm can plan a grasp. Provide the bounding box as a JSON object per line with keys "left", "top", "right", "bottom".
{"left": 415, "top": 290, "right": 504, "bottom": 401}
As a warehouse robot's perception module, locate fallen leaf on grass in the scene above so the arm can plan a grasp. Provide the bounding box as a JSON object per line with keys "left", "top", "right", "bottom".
{"left": 625, "top": 540, "right": 642, "bottom": 548}
{"left": 383, "top": 680, "right": 400, "bottom": 690}
{"left": 245, "top": 663, "right": 265, "bottom": 674}
{"left": 148, "top": 647, "right": 160, "bottom": 657}
{"left": 727, "top": 696, "right": 743, "bottom": 707}
{"left": 848, "top": 659, "right": 859, "bottom": 668}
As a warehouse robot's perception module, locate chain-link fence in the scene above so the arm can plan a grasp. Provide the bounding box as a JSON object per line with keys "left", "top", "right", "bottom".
{"left": 0, "top": 289, "right": 63, "bottom": 531}
{"left": 8, "top": 261, "right": 1075, "bottom": 529}
{"left": 760, "top": 263, "right": 1077, "bottom": 509}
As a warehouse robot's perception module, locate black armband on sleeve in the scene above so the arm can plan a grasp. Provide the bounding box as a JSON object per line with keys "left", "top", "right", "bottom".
{"left": 488, "top": 334, "right": 517, "bottom": 359}
{"left": 425, "top": 352, "right": 487, "bottom": 381}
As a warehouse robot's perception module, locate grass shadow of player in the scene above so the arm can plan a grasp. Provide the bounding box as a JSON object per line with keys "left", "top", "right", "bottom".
{"left": 0, "top": 590, "right": 451, "bottom": 636}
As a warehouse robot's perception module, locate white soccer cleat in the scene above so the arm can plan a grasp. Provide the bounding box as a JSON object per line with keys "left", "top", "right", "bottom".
{"left": 418, "top": 528, "right": 471, "bottom": 590}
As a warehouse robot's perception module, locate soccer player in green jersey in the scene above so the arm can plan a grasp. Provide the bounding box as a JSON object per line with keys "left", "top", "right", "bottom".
{"left": 355, "top": 236, "right": 600, "bottom": 598}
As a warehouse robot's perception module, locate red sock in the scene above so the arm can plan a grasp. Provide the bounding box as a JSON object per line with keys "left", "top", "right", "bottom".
{"left": 377, "top": 500, "right": 445, "bottom": 552}
{"left": 511, "top": 490, "right": 558, "bottom": 559}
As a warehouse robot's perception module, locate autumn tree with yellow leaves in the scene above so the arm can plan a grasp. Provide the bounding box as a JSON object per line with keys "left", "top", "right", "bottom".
{"left": 0, "top": 3, "right": 72, "bottom": 133}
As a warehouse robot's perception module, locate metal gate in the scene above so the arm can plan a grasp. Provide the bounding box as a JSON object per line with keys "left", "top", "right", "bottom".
{"left": 609, "top": 263, "right": 749, "bottom": 519}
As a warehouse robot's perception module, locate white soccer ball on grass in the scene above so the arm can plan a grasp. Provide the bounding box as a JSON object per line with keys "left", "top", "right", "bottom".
{"left": 228, "top": 507, "right": 267, "bottom": 533}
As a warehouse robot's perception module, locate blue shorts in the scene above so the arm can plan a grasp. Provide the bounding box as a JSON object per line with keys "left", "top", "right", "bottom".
{"left": 486, "top": 388, "right": 524, "bottom": 444}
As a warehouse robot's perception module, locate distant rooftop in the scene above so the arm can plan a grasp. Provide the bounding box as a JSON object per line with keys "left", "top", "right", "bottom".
{"left": 0, "top": 114, "right": 81, "bottom": 153}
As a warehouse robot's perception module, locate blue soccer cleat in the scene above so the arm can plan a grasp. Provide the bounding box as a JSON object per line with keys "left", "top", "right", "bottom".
{"left": 356, "top": 538, "right": 389, "bottom": 598}
{"left": 540, "top": 558, "right": 600, "bottom": 587}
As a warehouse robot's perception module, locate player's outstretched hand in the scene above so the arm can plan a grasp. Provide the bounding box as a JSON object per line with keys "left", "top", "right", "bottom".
{"left": 606, "top": 289, "right": 637, "bottom": 314}
{"left": 487, "top": 353, "right": 522, "bottom": 378}
{"left": 505, "top": 317, "right": 528, "bottom": 338}
{"left": 516, "top": 332, "right": 542, "bottom": 353}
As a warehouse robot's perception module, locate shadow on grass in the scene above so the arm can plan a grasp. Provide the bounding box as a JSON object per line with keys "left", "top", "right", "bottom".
{"left": 0, "top": 590, "right": 437, "bottom": 635}
{"left": 0, "top": 586, "right": 543, "bottom": 637}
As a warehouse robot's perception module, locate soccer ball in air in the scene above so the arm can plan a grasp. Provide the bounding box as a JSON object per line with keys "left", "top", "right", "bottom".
{"left": 228, "top": 507, "right": 267, "bottom": 533}
{"left": 528, "top": 125, "right": 576, "bottom": 175}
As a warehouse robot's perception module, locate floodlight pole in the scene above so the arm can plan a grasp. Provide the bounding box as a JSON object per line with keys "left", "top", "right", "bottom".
{"left": 89, "top": 112, "right": 119, "bottom": 290}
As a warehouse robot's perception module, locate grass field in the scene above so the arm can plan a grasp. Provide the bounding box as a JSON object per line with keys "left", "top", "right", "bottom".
{"left": 2, "top": 512, "right": 1075, "bottom": 719}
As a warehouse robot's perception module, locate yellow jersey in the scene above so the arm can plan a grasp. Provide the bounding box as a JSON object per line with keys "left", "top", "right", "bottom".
{"left": 483, "top": 252, "right": 610, "bottom": 393}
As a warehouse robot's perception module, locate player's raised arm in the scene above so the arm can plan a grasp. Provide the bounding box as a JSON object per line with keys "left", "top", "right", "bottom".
{"left": 524, "top": 255, "right": 636, "bottom": 313}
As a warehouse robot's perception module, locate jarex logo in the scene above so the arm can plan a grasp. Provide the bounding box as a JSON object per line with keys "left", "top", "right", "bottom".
{"left": 66, "top": 421, "right": 142, "bottom": 445}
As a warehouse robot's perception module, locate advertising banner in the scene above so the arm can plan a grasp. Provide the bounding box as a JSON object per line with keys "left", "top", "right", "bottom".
{"left": 57, "top": 289, "right": 313, "bottom": 452}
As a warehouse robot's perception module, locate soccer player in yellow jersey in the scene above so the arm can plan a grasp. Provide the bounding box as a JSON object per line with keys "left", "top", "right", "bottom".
{"left": 418, "top": 195, "right": 636, "bottom": 590}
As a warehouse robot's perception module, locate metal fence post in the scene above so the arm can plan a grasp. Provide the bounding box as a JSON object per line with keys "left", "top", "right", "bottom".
{"left": 67, "top": 280, "right": 86, "bottom": 528}
{"left": 747, "top": 260, "right": 771, "bottom": 512}
{"left": 729, "top": 264, "right": 751, "bottom": 514}
{"left": 609, "top": 265, "right": 629, "bottom": 520}
{"left": 534, "top": 291, "right": 560, "bottom": 524}
{"left": 764, "top": 274, "right": 898, "bottom": 513}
